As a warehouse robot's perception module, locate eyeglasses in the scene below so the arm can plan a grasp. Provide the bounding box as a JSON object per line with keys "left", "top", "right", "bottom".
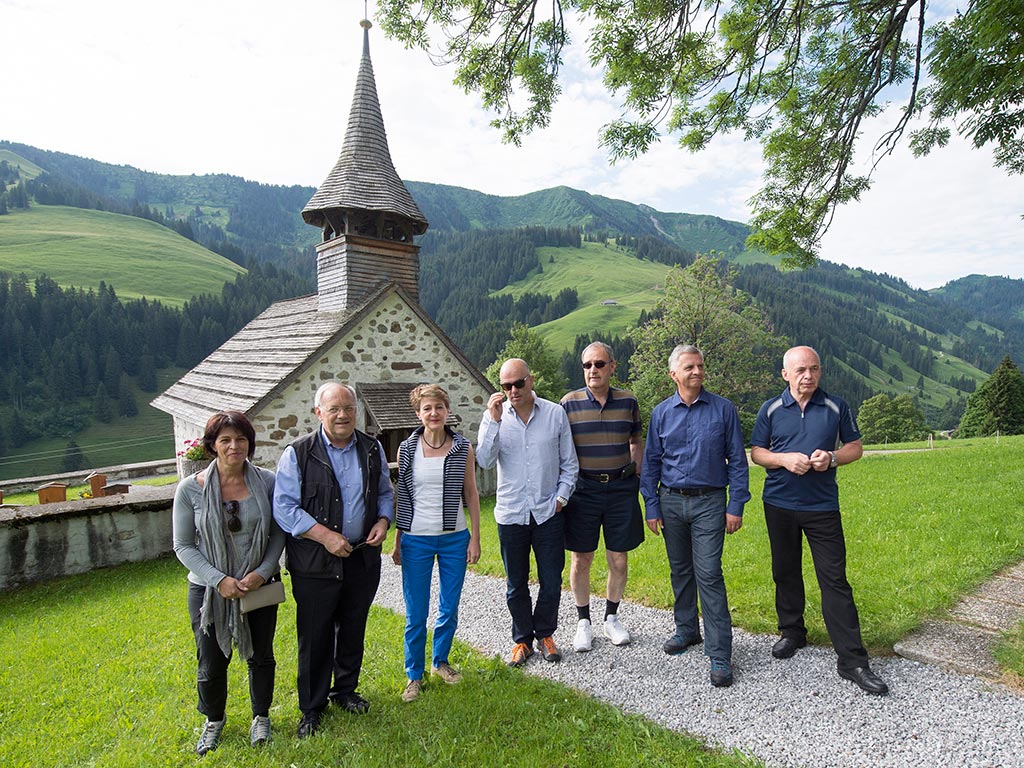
{"left": 349, "top": 537, "right": 368, "bottom": 551}
{"left": 223, "top": 500, "right": 241, "bottom": 533}
{"left": 582, "top": 360, "right": 609, "bottom": 370}
{"left": 500, "top": 378, "right": 528, "bottom": 391}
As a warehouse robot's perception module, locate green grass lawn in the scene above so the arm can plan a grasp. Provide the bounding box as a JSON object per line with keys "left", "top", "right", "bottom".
{"left": 0, "top": 206, "right": 244, "bottom": 307}
{"left": 465, "top": 435, "right": 1024, "bottom": 652}
{"left": 0, "top": 558, "right": 757, "bottom": 768}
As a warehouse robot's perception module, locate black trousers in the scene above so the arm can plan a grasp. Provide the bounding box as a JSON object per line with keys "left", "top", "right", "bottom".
{"left": 291, "top": 548, "right": 381, "bottom": 714}
{"left": 187, "top": 582, "right": 278, "bottom": 721}
{"left": 763, "top": 502, "right": 869, "bottom": 670}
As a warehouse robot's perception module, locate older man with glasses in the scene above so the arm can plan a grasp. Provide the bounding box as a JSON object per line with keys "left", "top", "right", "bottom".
{"left": 560, "top": 342, "right": 644, "bottom": 652}
{"left": 477, "top": 358, "right": 579, "bottom": 667}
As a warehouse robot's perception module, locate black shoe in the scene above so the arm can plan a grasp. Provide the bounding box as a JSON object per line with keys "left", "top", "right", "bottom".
{"left": 771, "top": 636, "right": 807, "bottom": 659}
{"left": 662, "top": 633, "right": 702, "bottom": 655}
{"left": 296, "top": 711, "right": 320, "bottom": 739}
{"left": 333, "top": 691, "right": 371, "bottom": 714}
{"left": 839, "top": 665, "right": 889, "bottom": 695}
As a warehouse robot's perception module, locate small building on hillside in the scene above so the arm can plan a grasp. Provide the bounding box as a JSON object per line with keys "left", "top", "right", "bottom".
{"left": 153, "top": 20, "right": 493, "bottom": 486}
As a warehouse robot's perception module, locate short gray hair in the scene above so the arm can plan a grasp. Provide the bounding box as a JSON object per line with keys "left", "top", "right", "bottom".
{"left": 669, "top": 344, "right": 703, "bottom": 369}
{"left": 315, "top": 381, "right": 357, "bottom": 408}
{"left": 582, "top": 341, "right": 614, "bottom": 362}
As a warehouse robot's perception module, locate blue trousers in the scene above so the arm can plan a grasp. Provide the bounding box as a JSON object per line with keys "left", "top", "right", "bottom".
{"left": 660, "top": 488, "right": 732, "bottom": 659}
{"left": 497, "top": 513, "right": 565, "bottom": 646}
{"left": 400, "top": 528, "right": 470, "bottom": 681}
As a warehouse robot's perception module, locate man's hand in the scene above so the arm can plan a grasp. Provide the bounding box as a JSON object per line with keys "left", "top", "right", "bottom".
{"left": 467, "top": 535, "right": 481, "bottom": 565}
{"left": 365, "top": 517, "right": 389, "bottom": 547}
{"left": 646, "top": 517, "right": 663, "bottom": 536}
{"left": 322, "top": 529, "right": 353, "bottom": 557}
{"left": 486, "top": 391, "right": 505, "bottom": 422}
{"left": 726, "top": 514, "right": 743, "bottom": 534}
{"left": 782, "top": 452, "right": 813, "bottom": 475}
{"left": 809, "top": 449, "right": 832, "bottom": 472}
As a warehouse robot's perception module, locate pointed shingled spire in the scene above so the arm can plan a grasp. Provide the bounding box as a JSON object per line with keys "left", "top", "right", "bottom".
{"left": 302, "top": 19, "right": 428, "bottom": 242}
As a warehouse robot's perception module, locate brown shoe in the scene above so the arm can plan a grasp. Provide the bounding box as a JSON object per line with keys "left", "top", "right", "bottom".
{"left": 431, "top": 662, "right": 463, "bottom": 684}
{"left": 401, "top": 679, "right": 422, "bottom": 702}
{"left": 538, "top": 636, "right": 561, "bottom": 662}
{"left": 507, "top": 642, "right": 534, "bottom": 667}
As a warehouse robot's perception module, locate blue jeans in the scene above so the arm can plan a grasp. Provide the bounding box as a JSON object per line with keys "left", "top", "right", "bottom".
{"left": 497, "top": 513, "right": 565, "bottom": 646}
{"left": 400, "top": 529, "right": 470, "bottom": 681}
{"left": 660, "top": 488, "right": 732, "bottom": 659}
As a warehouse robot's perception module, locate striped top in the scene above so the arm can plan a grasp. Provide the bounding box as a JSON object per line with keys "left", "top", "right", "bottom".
{"left": 561, "top": 387, "right": 642, "bottom": 473}
{"left": 395, "top": 427, "right": 469, "bottom": 532}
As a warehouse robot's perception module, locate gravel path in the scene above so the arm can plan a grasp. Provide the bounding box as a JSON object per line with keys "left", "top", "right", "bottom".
{"left": 375, "top": 559, "right": 1024, "bottom": 768}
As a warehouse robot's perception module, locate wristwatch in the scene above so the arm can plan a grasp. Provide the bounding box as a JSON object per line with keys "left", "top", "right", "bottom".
{"left": 829, "top": 451, "right": 838, "bottom": 468}
{"left": 556, "top": 496, "right": 568, "bottom": 507}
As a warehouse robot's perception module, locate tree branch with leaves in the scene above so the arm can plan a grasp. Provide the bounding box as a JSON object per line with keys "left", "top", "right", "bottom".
{"left": 378, "top": 0, "right": 1021, "bottom": 266}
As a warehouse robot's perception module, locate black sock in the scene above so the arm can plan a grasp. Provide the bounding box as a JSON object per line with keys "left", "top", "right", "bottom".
{"left": 605, "top": 600, "right": 620, "bottom": 619}
{"left": 576, "top": 604, "right": 591, "bottom": 621}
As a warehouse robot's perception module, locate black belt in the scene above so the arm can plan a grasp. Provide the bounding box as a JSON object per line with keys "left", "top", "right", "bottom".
{"left": 580, "top": 467, "right": 632, "bottom": 483}
{"left": 665, "top": 486, "right": 723, "bottom": 497}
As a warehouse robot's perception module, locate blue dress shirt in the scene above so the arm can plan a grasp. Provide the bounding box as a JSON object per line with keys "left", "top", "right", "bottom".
{"left": 476, "top": 395, "right": 578, "bottom": 526}
{"left": 640, "top": 388, "right": 750, "bottom": 519}
{"left": 273, "top": 427, "right": 395, "bottom": 539}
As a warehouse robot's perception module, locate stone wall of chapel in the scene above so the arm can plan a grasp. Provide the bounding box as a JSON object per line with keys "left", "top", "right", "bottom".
{"left": 251, "top": 295, "right": 495, "bottom": 492}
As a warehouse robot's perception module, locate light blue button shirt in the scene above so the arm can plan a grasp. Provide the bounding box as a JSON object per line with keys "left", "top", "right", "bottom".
{"left": 476, "top": 395, "right": 578, "bottom": 526}
{"left": 273, "top": 428, "right": 394, "bottom": 539}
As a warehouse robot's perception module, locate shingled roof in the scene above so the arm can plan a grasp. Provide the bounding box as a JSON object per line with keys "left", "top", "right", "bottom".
{"left": 301, "top": 20, "right": 428, "bottom": 238}
{"left": 151, "top": 282, "right": 491, "bottom": 426}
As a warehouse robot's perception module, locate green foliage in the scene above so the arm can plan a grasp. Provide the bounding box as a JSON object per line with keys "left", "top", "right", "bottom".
{"left": 628, "top": 255, "right": 784, "bottom": 425}
{"left": 912, "top": 0, "right": 1024, "bottom": 175}
{"left": 379, "top": 1, "right": 1019, "bottom": 265}
{"left": 959, "top": 355, "right": 1024, "bottom": 437}
{"left": 61, "top": 440, "right": 87, "bottom": 472}
{"left": 857, "top": 393, "right": 929, "bottom": 444}
{"left": 485, "top": 322, "right": 569, "bottom": 401}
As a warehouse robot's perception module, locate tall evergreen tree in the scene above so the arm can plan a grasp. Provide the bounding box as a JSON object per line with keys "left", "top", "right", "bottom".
{"left": 62, "top": 440, "right": 87, "bottom": 472}
{"left": 93, "top": 382, "right": 113, "bottom": 423}
{"left": 958, "top": 355, "right": 1024, "bottom": 437}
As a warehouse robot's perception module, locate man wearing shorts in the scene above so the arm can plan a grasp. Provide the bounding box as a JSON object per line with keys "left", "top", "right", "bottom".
{"left": 561, "top": 342, "right": 644, "bottom": 651}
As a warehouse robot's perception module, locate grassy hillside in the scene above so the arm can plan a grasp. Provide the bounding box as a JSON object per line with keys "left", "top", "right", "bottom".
{"left": 0, "top": 369, "right": 181, "bottom": 482}
{"left": 0, "top": 205, "right": 244, "bottom": 307}
{"left": 493, "top": 241, "right": 669, "bottom": 351}
{"left": 0, "top": 149, "right": 44, "bottom": 180}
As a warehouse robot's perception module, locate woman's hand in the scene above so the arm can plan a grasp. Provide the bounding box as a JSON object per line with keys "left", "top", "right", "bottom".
{"left": 216, "top": 576, "right": 248, "bottom": 599}
{"left": 238, "top": 572, "right": 266, "bottom": 591}
{"left": 467, "top": 535, "right": 481, "bottom": 565}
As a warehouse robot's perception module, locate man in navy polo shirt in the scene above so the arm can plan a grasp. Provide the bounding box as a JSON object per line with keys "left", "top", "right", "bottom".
{"left": 750, "top": 346, "right": 888, "bottom": 695}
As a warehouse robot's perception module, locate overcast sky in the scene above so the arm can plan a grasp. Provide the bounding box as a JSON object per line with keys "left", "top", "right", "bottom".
{"left": 4, "top": 0, "right": 1022, "bottom": 289}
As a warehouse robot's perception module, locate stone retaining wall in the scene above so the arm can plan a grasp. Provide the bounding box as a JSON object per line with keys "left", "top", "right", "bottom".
{"left": 0, "top": 486, "right": 176, "bottom": 591}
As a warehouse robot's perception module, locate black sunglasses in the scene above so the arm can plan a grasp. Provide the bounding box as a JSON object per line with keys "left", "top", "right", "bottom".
{"left": 582, "top": 360, "right": 609, "bottom": 370}
{"left": 500, "top": 378, "right": 528, "bottom": 391}
{"left": 223, "top": 500, "right": 241, "bottom": 533}
{"left": 349, "top": 537, "right": 368, "bottom": 551}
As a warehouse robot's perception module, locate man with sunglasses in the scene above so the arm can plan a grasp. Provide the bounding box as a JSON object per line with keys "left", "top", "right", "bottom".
{"left": 560, "top": 342, "right": 644, "bottom": 652}
{"left": 273, "top": 382, "right": 395, "bottom": 737}
{"left": 477, "top": 358, "right": 578, "bottom": 667}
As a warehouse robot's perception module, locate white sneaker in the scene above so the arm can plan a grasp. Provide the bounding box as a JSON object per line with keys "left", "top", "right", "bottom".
{"left": 573, "top": 618, "right": 593, "bottom": 652}
{"left": 604, "top": 613, "right": 631, "bottom": 646}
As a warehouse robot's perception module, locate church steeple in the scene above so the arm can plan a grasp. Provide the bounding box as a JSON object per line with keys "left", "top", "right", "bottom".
{"left": 302, "top": 19, "right": 428, "bottom": 243}
{"left": 303, "top": 19, "right": 428, "bottom": 312}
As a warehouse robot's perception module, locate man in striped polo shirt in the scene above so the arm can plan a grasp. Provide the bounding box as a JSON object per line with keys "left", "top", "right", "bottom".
{"left": 560, "top": 342, "right": 644, "bottom": 651}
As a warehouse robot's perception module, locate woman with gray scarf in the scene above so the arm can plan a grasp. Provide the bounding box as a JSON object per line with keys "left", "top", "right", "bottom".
{"left": 172, "top": 411, "right": 285, "bottom": 756}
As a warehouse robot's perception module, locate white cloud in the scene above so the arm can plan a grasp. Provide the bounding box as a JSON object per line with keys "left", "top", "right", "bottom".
{"left": 3, "top": 0, "right": 1020, "bottom": 289}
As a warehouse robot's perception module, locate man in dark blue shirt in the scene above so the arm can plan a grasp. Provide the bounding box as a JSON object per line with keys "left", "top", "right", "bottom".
{"left": 750, "top": 345, "right": 888, "bottom": 695}
{"left": 641, "top": 345, "right": 749, "bottom": 687}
